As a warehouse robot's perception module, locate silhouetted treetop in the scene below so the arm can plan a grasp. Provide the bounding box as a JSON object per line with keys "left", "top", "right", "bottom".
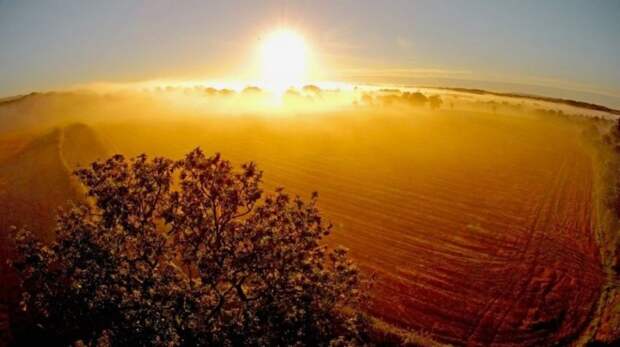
{"left": 11, "top": 148, "right": 367, "bottom": 346}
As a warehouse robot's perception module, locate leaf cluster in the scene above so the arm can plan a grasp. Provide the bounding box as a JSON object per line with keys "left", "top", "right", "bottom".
{"left": 11, "top": 149, "right": 367, "bottom": 346}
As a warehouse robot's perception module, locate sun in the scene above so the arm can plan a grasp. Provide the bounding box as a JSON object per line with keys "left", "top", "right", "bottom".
{"left": 260, "top": 29, "right": 307, "bottom": 92}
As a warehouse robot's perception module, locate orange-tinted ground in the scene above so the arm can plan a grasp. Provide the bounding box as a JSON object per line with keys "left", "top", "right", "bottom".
{"left": 0, "top": 101, "right": 609, "bottom": 346}
{"left": 90, "top": 109, "right": 605, "bottom": 346}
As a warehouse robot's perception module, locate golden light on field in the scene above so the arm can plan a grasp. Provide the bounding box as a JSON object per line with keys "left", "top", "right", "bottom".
{"left": 260, "top": 29, "right": 307, "bottom": 93}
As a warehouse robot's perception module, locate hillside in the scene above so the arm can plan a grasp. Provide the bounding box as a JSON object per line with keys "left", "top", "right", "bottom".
{"left": 429, "top": 87, "right": 620, "bottom": 117}
{"left": 0, "top": 124, "right": 108, "bottom": 345}
{"left": 0, "top": 123, "right": 108, "bottom": 236}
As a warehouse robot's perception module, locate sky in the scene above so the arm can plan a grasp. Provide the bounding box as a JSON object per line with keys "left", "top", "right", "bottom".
{"left": 1, "top": 0, "right": 619, "bottom": 107}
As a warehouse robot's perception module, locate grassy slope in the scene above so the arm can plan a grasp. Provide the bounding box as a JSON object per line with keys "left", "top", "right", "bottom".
{"left": 576, "top": 119, "right": 620, "bottom": 346}
{"left": 0, "top": 124, "right": 108, "bottom": 346}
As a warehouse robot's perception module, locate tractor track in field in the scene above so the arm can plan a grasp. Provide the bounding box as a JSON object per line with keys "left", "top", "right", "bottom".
{"left": 0, "top": 112, "right": 606, "bottom": 346}
{"left": 467, "top": 153, "right": 571, "bottom": 345}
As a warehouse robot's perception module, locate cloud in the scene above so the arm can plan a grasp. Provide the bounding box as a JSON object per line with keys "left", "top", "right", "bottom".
{"left": 502, "top": 75, "right": 620, "bottom": 99}
{"left": 339, "top": 67, "right": 473, "bottom": 80}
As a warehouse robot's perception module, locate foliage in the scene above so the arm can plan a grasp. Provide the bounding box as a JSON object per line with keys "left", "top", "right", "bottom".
{"left": 10, "top": 149, "right": 367, "bottom": 346}
{"left": 428, "top": 96, "right": 443, "bottom": 110}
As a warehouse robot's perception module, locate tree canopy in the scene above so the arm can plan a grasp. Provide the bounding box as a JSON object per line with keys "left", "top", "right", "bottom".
{"left": 10, "top": 149, "right": 367, "bottom": 346}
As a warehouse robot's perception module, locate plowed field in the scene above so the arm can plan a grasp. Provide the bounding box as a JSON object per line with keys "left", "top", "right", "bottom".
{"left": 95, "top": 109, "right": 606, "bottom": 346}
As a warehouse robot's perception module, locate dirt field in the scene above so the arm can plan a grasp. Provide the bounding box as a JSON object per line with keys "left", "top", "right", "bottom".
{"left": 87, "top": 108, "right": 605, "bottom": 346}
{"left": 0, "top": 93, "right": 609, "bottom": 345}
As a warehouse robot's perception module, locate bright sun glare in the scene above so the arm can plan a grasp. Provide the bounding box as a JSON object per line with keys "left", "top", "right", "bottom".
{"left": 260, "top": 29, "right": 307, "bottom": 93}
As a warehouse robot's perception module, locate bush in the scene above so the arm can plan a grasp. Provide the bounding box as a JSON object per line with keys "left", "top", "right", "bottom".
{"left": 10, "top": 149, "right": 367, "bottom": 346}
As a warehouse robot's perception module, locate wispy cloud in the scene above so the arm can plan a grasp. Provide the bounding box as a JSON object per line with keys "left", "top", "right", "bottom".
{"left": 338, "top": 67, "right": 473, "bottom": 80}
{"left": 476, "top": 73, "right": 620, "bottom": 99}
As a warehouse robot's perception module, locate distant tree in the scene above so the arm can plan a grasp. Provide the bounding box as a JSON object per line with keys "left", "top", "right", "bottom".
{"left": 302, "top": 84, "right": 321, "bottom": 95}
{"left": 283, "top": 88, "right": 302, "bottom": 102}
{"left": 242, "top": 86, "right": 263, "bottom": 95}
{"left": 361, "top": 93, "right": 374, "bottom": 106}
{"left": 10, "top": 149, "right": 367, "bottom": 346}
{"left": 401, "top": 92, "right": 427, "bottom": 107}
{"left": 428, "top": 95, "right": 443, "bottom": 110}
